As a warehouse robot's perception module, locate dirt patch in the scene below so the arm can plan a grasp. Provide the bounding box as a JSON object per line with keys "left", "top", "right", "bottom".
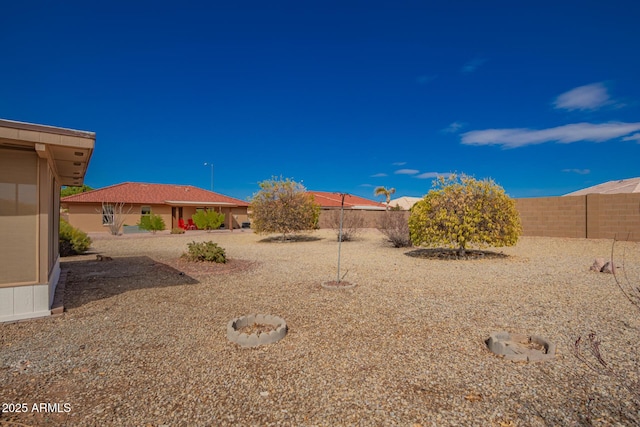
{"left": 323, "top": 280, "right": 354, "bottom": 287}
{"left": 259, "top": 234, "right": 322, "bottom": 243}
{"left": 405, "top": 248, "right": 509, "bottom": 260}
{"left": 239, "top": 323, "right": 276, "bottom": 336}
{"left": 169, "top": 258, "right": 258, "bottom": 277}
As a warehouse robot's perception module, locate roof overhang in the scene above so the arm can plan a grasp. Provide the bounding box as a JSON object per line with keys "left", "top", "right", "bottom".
{"left": 0, "top": 119, "right": 95, "bottom": 186}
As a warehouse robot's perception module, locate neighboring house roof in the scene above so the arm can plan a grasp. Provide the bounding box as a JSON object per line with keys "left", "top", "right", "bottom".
{"left": 564, "top": 177, "right": 640, "bottom": 196}
{"left": 389, "top": 196, "right": 422, "bottom": 210}
{"left": 61, "top": 182, "right": 249, "bottom": 206}
{"left": 308, "top": 191, "right": 386, "bottom": 210}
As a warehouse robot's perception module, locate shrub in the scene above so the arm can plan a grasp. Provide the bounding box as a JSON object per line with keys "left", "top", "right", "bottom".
{"left": 327, "top": 209, "right": 365, "bottom": 242}
{"left": 171, "top": 227, "right": 185, "bottom": 234}
{"left": 182, "top": 241, "right": 226, "bottom": 263}
{"left": 249, "top": 176, "right": 320, "bottom": 241}
{"left": 378, "top": 211, "right": 412, "bottom": 247}
{"left": 192, "top": 210, "right": 225, "bottom": 231}
{"left": 59, "top": 219, "right": 92, "bottom": 255}
{"left": 138, "top": 213, "right": 166, "bottom": 233}
{"left": 409, "top": 174, "right": 521, "bottom": 256}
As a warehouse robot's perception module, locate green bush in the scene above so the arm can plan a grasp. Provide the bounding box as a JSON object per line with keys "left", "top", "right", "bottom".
{"left": 171, "top": 227, "right": 185, "bottom": 234}
{"left": 182, "top": 241, "right": 226, "bottom": 263}
{"left": 138, "top": 213, "right": 166, "bottom": 233}
{"left": 409, "top": 174, "right": 521, "bottom": 256}
{"left": 59, "top": 220, "right": 92, "bottom": 255}
{"left": 192, "top": 210, "right": 225, "bottom": 231}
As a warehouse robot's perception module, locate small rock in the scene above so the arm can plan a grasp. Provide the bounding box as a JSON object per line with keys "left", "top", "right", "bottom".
{"left": 601, "top": 261, "right": 616, "bottom": 274}
{"left": 260, "top": 391, "right": 269, "bottom": 397}
{"left": 590, "top": 258, "right": 606, "bottom": 272}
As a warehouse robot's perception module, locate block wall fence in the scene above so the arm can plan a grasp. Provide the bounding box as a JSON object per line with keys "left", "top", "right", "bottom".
{"left": 515, "top": 194, "right": 640, "bottom": 241}
{"left": 317, "top": 194, "right": 640, "bottom": 242}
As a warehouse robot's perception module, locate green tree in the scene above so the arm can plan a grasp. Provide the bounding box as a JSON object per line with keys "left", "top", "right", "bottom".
{"left": 249, "top": 176, "right": 320, "bottom": 241}
{"left": 138, "top": 213, "right": 166, "bottom": 233}
{"left": 61, "top": 184, "right": 93, "bottom": 198}
{"left": 192, "top": 210, "right": 225, "bottom": 231}
{"left": 374, "top": 186, "right": 396, "bottom": 210}
{"left": 408, "top": 174, "right": 521, "bottom": 256}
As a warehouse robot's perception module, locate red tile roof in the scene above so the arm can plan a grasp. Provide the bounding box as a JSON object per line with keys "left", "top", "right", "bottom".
{"left": 61, "top": 182, "right": 249, "bottom": 206}
{"left": 308, "top": 191, "right": 386, "bottom": 209}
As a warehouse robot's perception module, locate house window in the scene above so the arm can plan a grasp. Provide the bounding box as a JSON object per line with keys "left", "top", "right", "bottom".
{"left": 141, "top": 206, "right": 151, "bottom": 216}
{"left": 102, "top": 204, "right": 114, "bottom": 225}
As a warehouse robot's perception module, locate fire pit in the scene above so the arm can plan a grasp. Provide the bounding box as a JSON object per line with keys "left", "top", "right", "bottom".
{"left": 227, "top": 314, "right": 287, "bottom": 348}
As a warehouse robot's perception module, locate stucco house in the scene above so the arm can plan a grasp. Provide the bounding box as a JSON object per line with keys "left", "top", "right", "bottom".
{"left": 61, "top": 182, "right": 250, "bottom": 233}
{"left": 0, "top": 119, "right": 95, "bottom": 322}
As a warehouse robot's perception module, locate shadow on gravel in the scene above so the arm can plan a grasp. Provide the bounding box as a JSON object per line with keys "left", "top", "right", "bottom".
{"left": 405, "top": 248, "right": 509, "bottom": 260}
{"left": 258, "top": 234, "right": 322, "bottom": 243}
{"left": 61, "top": 256, "right": 199, "bottom": 309}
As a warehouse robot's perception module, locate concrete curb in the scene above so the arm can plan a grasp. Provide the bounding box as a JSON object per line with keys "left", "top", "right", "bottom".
{"left": 486, "top": 331, "right": 555, "bottom": 362}
{"left": 227, "top": 314, "right": 287, "bottom": 348}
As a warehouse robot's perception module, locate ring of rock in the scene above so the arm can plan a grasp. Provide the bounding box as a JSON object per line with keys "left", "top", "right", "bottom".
{"left": 227, "top": 314, "right": 287, "bottom": 348}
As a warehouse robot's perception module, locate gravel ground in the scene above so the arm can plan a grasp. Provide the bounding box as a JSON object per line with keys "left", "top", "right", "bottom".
{"left": 2, "top": 229, "right": 640, "bottom": 426}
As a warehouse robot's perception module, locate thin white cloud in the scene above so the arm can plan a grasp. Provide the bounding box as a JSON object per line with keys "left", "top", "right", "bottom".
{"left": 623, "top": 133, "right": 640, "bottom": 142}
{"left": 461, "top": 122, "right": 640, "bottom": 149}
{"left": 461, "top": 58, "right": 487, "bottom": 73}
{"left": 370, "top": 173, "right": 387, "bottom": 177}
{"left": 359, "top": 183, "right": 374, "bottom": 187}
{"left": 562, "top": 168, "right": 591, "bottom": 175}
{"left": 416, "top": 172, "right": 453, "bottom": 179}
{"left": 554, "top": 82, "right": 611, "bottom": 111}
{"left": 392, "top": 162, "right": 406, "bottom": 166}
{"left": 417, "top": 75, "right": 437, "bottom": 85}
{"left": 395, "top": 169, "right": 420, "bottom": 175}
{"left": 442, "top": 121, "right": 466, "bottom": 133}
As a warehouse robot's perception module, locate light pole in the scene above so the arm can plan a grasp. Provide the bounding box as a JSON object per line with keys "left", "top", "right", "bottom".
{"left": 204, "top": 162, "right": 213, "bottom": 191}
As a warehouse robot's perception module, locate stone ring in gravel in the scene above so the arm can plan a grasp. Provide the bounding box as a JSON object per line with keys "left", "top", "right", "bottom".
{"left": 227, "top": 314, "right": 288, "bottom": 348}
{"left": 486, "top": 331, "right": 556, "bottom": 362}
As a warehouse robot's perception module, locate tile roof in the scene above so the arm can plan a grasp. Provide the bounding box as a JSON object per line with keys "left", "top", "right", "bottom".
{"left": 389, "top": 196, "right": 422, "bottom": 210}
{"left": 307, "top": 191, "right": 386, "bottom": 209}
{"left": 564, "top": 177, "right": 640, "bottom": 196}
{"left": 61, "top": 182, "right": 249, "bottom": 206}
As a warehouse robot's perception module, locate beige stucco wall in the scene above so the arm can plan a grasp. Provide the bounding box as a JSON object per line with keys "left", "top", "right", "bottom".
{"left": 0, "top": 148, "right": 62, "bottom": 321}
{"left": 66, "top": 203, "right": 172, "bottom": 233}
{"left": 66, "top": 203, "right": 250, "bottom": 233}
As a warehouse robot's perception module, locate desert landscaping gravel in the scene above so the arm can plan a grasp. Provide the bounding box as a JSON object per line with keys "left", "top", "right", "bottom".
{"left": 2, "top": 229, "right": 640, "bottom": 426}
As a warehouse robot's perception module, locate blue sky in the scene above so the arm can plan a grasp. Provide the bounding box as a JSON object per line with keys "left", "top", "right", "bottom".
{"left": 2, "top": 1, "right": 639, "bottom": 201}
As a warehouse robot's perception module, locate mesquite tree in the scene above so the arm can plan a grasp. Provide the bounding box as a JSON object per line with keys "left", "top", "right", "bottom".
{"left": 409, "top": 174, "right": 521, "bottom": 256}
{"left": 249, "top": 176, "right": 320, "bottom": 241}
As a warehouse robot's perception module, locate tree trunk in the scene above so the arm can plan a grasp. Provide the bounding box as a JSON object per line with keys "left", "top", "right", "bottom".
{"left": 457, "top": 246, "right": 466, "bottom": 257}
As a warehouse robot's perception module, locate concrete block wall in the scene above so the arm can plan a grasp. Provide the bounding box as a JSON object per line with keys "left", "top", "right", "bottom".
{"left": 515, "top": 194, "right": 640, "bottom": 241}
{"left": 515, "top": 196, "right": 586, "bottom": 238}
{"left": 586, "top": 193, "right": 640, "bottom": 240}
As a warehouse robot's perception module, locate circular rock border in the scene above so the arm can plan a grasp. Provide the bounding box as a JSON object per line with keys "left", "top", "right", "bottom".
{"left": 321, "top": 280, "right": 357, "bottom": 290}
{"left": 486, "top": 331, "right": 556, "bottom": 362}
{"left": 227, "top": 314, "right": 287, "bottom": 348}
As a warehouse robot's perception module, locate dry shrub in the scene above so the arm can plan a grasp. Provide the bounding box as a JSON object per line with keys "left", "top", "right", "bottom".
{"left": 378, "top": 211, "right": 411, "bottom": 247}
{"left": 327, "top": 209, "right": 365, "bottom": 241}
